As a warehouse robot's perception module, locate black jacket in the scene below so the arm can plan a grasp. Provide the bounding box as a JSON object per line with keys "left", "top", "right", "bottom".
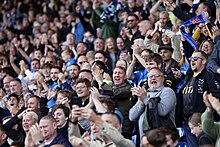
{"left": 176, "top": 68, "right": 220, "bottom": 126}
{"left": 4, "top": 115, "right": 25, "bottom": 142}
{"left": 44, "top": 133, "right": 72, "bottom": 147}
{"left": 198, "top": 131, "right": 215, "bottom": 146}
{"left": 101, "top": 80, "right": 133, "bottom": 139}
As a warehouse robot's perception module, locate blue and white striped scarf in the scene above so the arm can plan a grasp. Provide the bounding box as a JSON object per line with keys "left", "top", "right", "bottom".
{"left": 179, "top": 12, "right": 209, "bottom": 50}
{"left": 100, "top": 0, "right": 124, "bottom": 20}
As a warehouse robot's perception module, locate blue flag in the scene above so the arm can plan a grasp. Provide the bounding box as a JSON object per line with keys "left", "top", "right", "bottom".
{"left": 179, "top": 12, "right": 209, "bottom": 50}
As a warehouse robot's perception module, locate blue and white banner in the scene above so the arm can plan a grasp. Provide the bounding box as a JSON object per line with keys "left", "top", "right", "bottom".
{"left": 179, "top": 12, "right": 209, "bottom": 50}
{"left": 100, "top": 0, "right": 124, "bottom": 20}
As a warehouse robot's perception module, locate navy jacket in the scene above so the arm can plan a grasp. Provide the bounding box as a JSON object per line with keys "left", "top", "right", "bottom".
{"left": 175, "top": 68, "right": 220, "bottom": 126}
{"left": 44, "top": 133, "right": 72, "bottom": 147}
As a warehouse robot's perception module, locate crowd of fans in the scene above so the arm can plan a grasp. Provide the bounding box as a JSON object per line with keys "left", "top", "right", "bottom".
{"left": 1, "top": 0, "right": 220, "bottom": 147}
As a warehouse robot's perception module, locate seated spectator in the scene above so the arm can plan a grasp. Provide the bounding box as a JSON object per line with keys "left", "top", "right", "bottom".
{"left": 159, "top": 125, "right": 180, "bottom": 147}
{"left": 142, "top": 128, "right": 167, "bottom": 147}
{"left": 188, "top": 113, "right": 215, "bottom": 146}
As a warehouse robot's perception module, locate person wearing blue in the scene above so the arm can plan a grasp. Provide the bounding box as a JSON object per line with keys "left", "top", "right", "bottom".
{"left": 48, "top": 66, "right": 72, "bottom": 109}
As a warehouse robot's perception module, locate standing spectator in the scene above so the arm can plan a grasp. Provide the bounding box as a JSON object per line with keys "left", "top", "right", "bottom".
{"left": 207, "top": 40, "right": 220, "bottom": 74}
{"left": 99, "top": 66, "right": 133, "bottom": 139}
{"left": 67, "top": 64, "right": 80, "bottom": 90}
{"left": 9, "top": 79, "right": 22, "bottom": 96}
{"left": 144, "top": 21, "right": 181, "bottom": 62}
{"left": 4, "top": 111, "right": 38, "bottom": 142}
{"left": 76, "top": 41, "right": 88, "bottom": 56}
{"left": 138, "top": 20, "right": 153, "bottom": 38}
{"left": 105, "top": 37, "right": 118, "bottom": 70}
{"left": 116, "top": 37, "right": 128, "bottom": 57}
{"left": 94, "top": 50, "right": 113, "bottom": 72}
{"left": 159, "top": 11, "right": 173, "bottom": 30}
{"left": 5, "top": 93, "right": 20, "bottom": 116}
{"left": 164, "top": 0, "right": 215, "bottom": 22}
{"left": 94, "top": 38, "right": 105, "bottom": 52}
{"left": 159, "top": 45, "right": 179, "bottom": 90}
{"left": 69, "top": 107, "right": 134, "bottom": 147}
{"left": 124, "top": 0, "right": 138, "bottom": 15}
{"left": 177, "top": 51, "right": 220, "bottom": 147}
{"left": 3, "top": 75, "right": 13, "bottom": 95}
{"left": 130, "top": 67, "right": 176, "bottom": 140}
{"left": 47, "top": 66, "right": 72, "bottom": 109}
{"left": 25, "top": 115, "right": 72, "bottom": 147}
{"left": 20, "top": 36, "right": 34, "bottom": 56}
{"left": 52, "top": 104, "right": 70, "bottom": 140}
{"left": 75, "top": 78, "right": 91, "bottom": 107}
{"left": 76, "top": 54, "right": 88, "bottom": 68}
{"left": 121, "top": 13, "right": 141, "bottom": 50}
{"left": 0, "top": 124, "right": 10, "bottom": 147}
{"left": 78, "top": 69, "right": 93, "bottom": 82}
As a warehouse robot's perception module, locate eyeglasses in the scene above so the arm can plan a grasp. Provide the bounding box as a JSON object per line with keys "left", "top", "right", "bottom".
{"left": 189, "top": 56, "right": 204, "bottom": 61}
{"left": 148, "top": 74, "right": 163, "bottom": 79}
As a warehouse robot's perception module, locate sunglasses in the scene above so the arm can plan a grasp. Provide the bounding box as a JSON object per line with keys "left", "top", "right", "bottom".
{"left": 127, "top": 19, "right": 135, "bottom": 22}
{"left": 189, "top": 56, "right": 204, "bottom": 61}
